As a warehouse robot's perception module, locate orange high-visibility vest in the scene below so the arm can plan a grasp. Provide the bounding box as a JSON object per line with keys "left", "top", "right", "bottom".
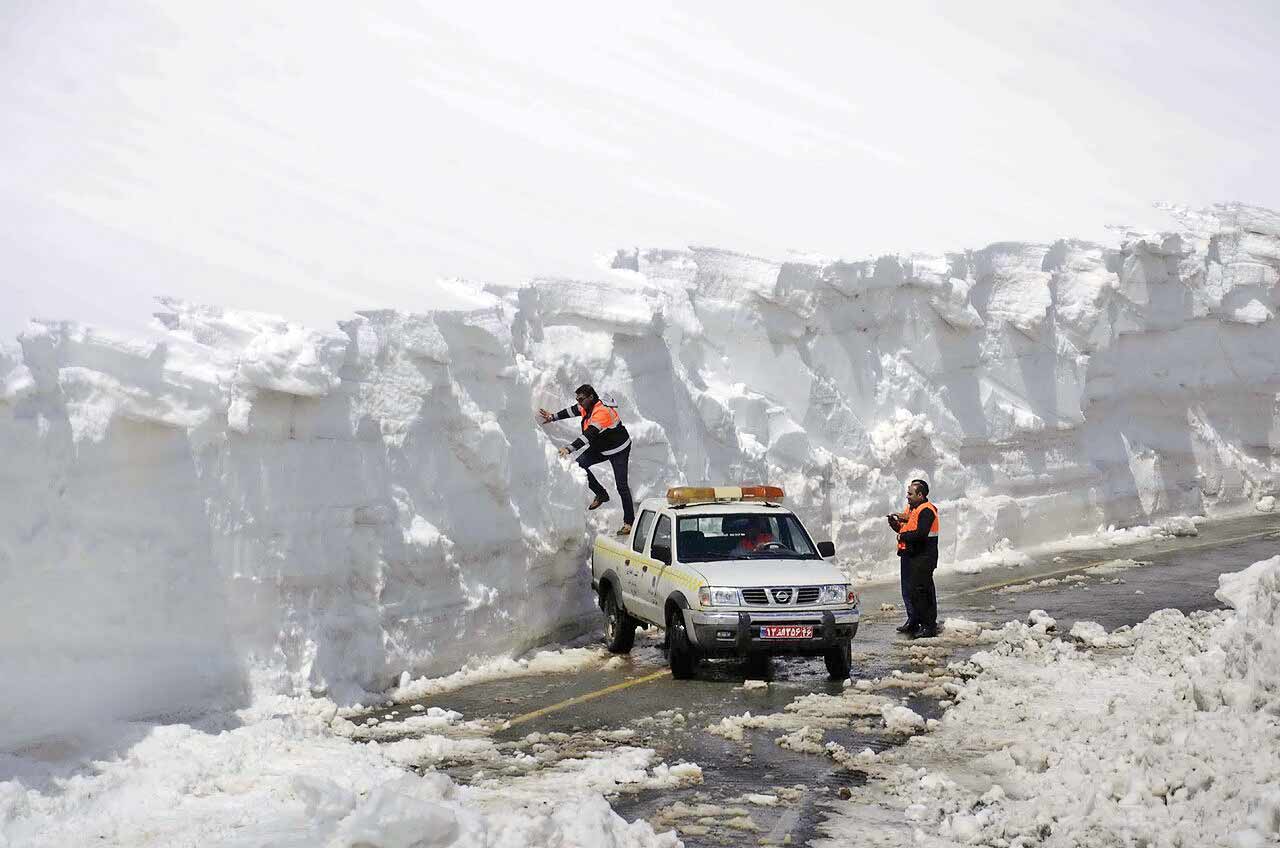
{"left": 580, "top": 402, "right": 622, "bottom": 434}
{"left": 897, "top": 501, "right": 940, "bottom": 553}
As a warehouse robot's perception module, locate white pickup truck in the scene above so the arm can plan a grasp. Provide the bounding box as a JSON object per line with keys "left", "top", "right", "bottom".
{"left": 589, "top": 486, "right": 860, "bottom": 679}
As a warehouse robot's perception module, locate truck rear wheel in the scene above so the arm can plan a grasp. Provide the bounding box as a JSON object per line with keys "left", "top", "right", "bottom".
{"left": 824, "top": 639, "right": 852, "bottom": 680}
{"left": 602, "top": 590, "right": 636, "bottom": 654}
{"left": 667, "top": 608, "right": 698, "bottom": 679}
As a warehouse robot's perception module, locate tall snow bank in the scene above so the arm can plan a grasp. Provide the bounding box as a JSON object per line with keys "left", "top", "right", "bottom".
{"left": 3, "top": 202, "right": 1280, "bottom": 750}
{"left": 1, "top": 301, "right": 589, "bottom": 751}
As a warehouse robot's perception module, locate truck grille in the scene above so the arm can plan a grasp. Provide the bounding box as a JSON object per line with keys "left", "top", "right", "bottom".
{"left": 741, "top": 586, "right": 821, "bottom": 606}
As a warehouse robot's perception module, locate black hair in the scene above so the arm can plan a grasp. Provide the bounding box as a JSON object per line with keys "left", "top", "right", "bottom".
{"left": 910, "top": 478, "right": 930, "bottom": 497}
{"left": 575, "top": 384, "right": 597, "bottom": 400}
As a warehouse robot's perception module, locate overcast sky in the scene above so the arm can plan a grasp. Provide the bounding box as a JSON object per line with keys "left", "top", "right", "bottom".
{"left": 3, "top": 1, "right": 1278, "bottom": 341}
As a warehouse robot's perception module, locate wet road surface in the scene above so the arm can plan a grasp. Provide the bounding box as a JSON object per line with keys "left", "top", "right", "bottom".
{"left": 357, "top": 512, "right": 1280, "bottom": 846}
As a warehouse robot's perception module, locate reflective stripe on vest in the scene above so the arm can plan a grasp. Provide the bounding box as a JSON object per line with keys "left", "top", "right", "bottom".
{"left": 897, "top": 501, "right": 940, "bottom": 552}
{"left": 580, "top": 402, "right": 622, "bottom": 433}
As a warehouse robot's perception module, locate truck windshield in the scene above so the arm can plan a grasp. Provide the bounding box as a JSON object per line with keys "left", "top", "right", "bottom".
{"left": 675, "top": 514, "right": 820, "bottom": 561}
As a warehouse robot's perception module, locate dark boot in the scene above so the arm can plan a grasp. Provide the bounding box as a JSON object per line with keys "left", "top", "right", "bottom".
{"left": 588, "top": 495, "right": 610, "bottom": 510}
{"left": 896, "top": 621, "right": 917, "bottom": 634}
{"left": 909, "top": 625, "right": 939, "bottom": 639}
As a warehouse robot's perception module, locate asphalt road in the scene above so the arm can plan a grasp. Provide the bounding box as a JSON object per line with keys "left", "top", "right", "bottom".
{"left": 357, "top": 511, "right": 1280, "bottom": 847}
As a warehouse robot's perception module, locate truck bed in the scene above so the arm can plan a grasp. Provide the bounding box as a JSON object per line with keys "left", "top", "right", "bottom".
{"left": 591, "top": 533, "right": 632, "bottom": 573}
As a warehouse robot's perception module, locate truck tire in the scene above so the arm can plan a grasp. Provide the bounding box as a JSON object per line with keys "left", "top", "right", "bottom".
{"left": 667, "top": 608, "right": 698, "bottom": 679}
{"left": 824, "top": 639, "right": 852, "bottom": 680}
{"left": 602, "top": 590, "right": 637, "bottom": 654}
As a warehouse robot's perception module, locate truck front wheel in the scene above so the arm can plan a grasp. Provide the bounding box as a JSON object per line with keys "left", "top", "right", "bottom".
{"left": 824, "top": 639, "right": 852, "bottom": 680}
{"left": 602, "top": 590, "right": 636, "bottom": 654}
{"left": 667, "top": 608, "right": 698, "bottom": 679}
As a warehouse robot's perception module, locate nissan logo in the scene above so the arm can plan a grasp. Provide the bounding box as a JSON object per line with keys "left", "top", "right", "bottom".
{"left": 773, "top": 589, "right": 792, "bottom": 603}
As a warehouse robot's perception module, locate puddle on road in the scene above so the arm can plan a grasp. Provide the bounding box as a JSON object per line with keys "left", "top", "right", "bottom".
{"left": 611, "top": 724, "right": 873, "bottom": 847}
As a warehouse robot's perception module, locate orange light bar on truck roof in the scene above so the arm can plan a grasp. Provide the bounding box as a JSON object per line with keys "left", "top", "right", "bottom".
{"left": 666, "top": 485, "right": 785, "bottom": 504}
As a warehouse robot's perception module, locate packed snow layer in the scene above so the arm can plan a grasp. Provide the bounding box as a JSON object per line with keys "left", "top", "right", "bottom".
{"left": 0, "top": 303, "right": 592, "bottom": 750}
{"left": 4, "top": 202, "right": 1280, "bottom": 749}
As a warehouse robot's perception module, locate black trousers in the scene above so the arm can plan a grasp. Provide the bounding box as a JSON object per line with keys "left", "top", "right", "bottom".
{"left": 905, "top": 553, "right": 938, "bottom": 629}
{"left": 577, "top": 444, "right": 635, "bottom": 525}
{"left": 899, "top": 556, "right": 917, "bottom": 623}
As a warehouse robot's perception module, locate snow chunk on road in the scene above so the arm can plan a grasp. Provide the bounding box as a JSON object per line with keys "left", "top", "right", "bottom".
{"left": 776, "top": 726, "right": 826, "bottom": 754}
{"left": 375, "top": 735, "right": 501, "bottom": 768}
{"left": 659, "top": 762, "right": 704, "bottom": 784}
{"left": 786, "top": 690, "right": 895, "bottom": 717}
{"left": 942, "top": 617, "right": 983, "bottom": 636}
{"left": 1068, "top": 620, "right": 1135, "bottom": 649}
{"left": 880, "top": 705, "right": 926, "bottom": 735}
{"left": 1027, "top": 609, "right": 1057, "bottom": 632}
{"left": 951, "top": 541, "right": 1034, "bottom": 574}
{"left": 1087, "top": 558, "right": 1147, "bottom": 576}
{"left": 339, "top": 707, "right": 467, "bottom": 741}
{"left": 393, "top": 647, "right": 612, "bottom": 703}
{"left": 326, "top": 774, "right": 461, "bottom": 847}
{"left": 707, "top": 690, "right": 893, "bottom": 741}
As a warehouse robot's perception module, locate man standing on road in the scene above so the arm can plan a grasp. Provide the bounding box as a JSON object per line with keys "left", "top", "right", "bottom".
{"left": 887, "top": 504, "right": 915, "bottom": 633}
{"left": 538, "top": 384, "right": 635, "bottom": 536}
{"left": 891, "top": 479, "right": 940, "bottom": 638}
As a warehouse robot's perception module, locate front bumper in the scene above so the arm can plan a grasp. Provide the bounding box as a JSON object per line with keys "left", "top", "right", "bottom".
{"left": 686, "top": 607, "right": 860, "bottom": 656}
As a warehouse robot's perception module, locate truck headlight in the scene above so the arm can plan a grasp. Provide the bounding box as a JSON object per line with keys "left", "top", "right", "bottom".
{"left": 819, "top": 584, "right": 853, "bottom": 604}
{"left": 698, "top": 586, "right": 740, "bottom": 607}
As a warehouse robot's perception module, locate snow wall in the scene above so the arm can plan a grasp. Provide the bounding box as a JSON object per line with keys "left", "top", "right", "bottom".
{"left": 3, "top": 202, "right": 1280, "bottom": 750}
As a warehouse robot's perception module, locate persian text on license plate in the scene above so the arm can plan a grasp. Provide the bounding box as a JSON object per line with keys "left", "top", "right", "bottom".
{"left": 760, "top": 624, "right": 813, "bottom": 639}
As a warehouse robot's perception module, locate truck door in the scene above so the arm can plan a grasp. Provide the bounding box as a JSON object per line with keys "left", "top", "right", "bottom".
{"left": 642, "top": 514, "right": 674, "bottom": 622}
{"left": 624, "top": 510, "right": 657, "bottom": 611}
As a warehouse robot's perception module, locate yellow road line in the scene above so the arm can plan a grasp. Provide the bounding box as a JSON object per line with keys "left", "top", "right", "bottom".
{"left": 503, "top": 669, "right": 670, "bottom": 729}
{"left": 861, "top": 527, "right": 1280, "bottom": 619}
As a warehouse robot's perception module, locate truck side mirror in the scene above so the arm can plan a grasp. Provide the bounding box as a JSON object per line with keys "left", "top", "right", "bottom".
{"left": 817, "top": 541, "right": 836, "bottom": 558}
{"left": 651, "top": 543, "right": 671, "bottom": 565}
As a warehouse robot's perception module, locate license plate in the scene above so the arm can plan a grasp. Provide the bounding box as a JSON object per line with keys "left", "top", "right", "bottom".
{"left": 760, "top": 625, "right": 813, "bottom": 639}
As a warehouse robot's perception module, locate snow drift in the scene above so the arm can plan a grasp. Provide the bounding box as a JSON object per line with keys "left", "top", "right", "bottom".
{"left": 3, "top": 202, "right": 1280, "bottom": 750}
{"left": 834, "top": 556, "right": 1280, "bottom": 847}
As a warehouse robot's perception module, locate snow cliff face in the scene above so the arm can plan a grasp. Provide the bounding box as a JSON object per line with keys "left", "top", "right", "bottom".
{"left": 2, "top": 203, "right": 1279, "bottom": 749}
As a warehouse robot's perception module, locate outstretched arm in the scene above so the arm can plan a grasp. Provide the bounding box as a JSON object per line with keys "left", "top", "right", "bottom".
{"left": 538, "top": 405, "right": 579, "bottom": 424}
